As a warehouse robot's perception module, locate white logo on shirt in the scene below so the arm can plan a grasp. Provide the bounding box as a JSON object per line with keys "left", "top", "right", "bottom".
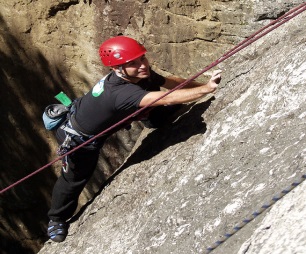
{"left": 92, "top": 74, "right": 110, "bottom": 97}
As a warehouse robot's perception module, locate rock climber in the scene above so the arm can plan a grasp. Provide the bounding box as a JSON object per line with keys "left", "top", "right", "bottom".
{"left": 47, "top": 35, "right": 222, "bottom": 242}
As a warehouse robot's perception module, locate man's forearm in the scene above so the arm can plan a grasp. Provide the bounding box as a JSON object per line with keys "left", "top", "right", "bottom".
{"left": 139, "top": 83, "right": 215, "bottom": 107}
{"left": 163, "top": 76, "right": 205, "bottom": 90}
{"left": 140, "top": 70, "right": 221, "bottom": 107}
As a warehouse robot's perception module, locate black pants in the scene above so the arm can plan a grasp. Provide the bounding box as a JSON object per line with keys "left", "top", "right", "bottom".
{"left": 48, "top": 128, "right": 105, "bottom": 222}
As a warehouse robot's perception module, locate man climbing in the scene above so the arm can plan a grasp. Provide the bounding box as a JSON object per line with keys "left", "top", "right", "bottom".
{"left": 47, "top": 35, "right": 222, "bottom": 242}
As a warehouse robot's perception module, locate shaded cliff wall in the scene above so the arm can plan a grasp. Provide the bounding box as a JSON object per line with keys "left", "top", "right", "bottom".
{"left": 0, "top": 1, "right": 140, "bottom": 253}
{"left": 0, "top": 0, "right": 304, "bottom": 253}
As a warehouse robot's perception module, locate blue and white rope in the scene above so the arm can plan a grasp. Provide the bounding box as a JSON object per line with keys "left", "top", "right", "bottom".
{"left": 206, "top": 174, "right": 306, "bottom": 253}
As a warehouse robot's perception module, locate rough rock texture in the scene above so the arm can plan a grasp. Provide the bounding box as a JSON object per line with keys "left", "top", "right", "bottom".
{"left": 0, "top": 0, "right": 305, "bottom": 253}
{"left": 38, "top": 7, "right": 306, "bottom": 254}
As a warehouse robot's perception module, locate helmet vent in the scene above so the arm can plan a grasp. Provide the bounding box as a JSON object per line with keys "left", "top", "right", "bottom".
{"left": 103, "top": 50, "right": 112, "bottom": 57}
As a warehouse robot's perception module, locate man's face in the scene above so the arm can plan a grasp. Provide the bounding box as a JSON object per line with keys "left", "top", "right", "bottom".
{"left": 115, "top": 55, "right": 150, "bottom": 83}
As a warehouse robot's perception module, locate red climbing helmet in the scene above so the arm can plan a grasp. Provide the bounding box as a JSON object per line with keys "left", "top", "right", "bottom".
{"left": 99, "top": 36, "right": 147, "bottom": 66}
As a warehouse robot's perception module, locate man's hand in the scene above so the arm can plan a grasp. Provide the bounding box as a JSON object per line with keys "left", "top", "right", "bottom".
{"left": 206, "top": 69, "right": 222, "bottom": 93}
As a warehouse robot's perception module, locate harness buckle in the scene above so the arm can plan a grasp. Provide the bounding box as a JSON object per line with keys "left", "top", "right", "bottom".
{"left": 57, "top": 135, "right": 72, "bottom": 156}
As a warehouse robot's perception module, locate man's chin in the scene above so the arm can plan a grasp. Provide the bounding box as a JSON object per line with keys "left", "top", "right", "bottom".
{"left": 139, "top": 72, "right": 150, "bottom": 78}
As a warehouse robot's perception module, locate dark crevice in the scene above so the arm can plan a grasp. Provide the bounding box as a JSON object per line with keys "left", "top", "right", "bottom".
{"left": 48, "top": 1, "right": 79, "bottom": 18}
{"left": 255, "top": 10, "right": 286, "bottom": 22}
{"left": 113, "top": 192, "right": 129, "bottom": 200}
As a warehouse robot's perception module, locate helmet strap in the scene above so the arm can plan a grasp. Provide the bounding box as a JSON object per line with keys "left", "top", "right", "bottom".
{"left": 114, "top": 65, "right": 139, "bottom": 84}
{"left": 115, "top": 66, "right": 128, "bottom": 78}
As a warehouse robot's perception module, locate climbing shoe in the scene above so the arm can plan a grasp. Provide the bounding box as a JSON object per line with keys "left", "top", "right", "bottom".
{"left": 47, "top": 220, "right": 68, "bottom": 242}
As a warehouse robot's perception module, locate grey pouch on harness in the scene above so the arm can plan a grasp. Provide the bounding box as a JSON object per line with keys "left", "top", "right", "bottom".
{"left": 42, "top": 104, "right": 70, "bottom": 130}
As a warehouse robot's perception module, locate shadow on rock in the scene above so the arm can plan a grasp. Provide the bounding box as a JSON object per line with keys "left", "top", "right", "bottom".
{"left": 124, "top": 97, "right": 214, "bottom": 165}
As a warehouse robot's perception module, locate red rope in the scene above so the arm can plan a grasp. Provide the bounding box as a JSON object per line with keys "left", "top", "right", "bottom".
{"left": 1, "top": 3, "right": 306, "bottom": 195}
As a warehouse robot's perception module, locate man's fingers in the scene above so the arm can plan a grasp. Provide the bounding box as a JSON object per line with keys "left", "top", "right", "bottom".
{"left": 212, "top": 69, "right": 222, "bottom": 76}
{"left": 211, "top": 70, "right": 222, "bottom": 84}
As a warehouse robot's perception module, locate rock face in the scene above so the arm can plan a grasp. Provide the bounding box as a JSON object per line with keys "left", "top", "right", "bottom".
{"left": 38, "top": 5, "right": 306, "bottom": 254}
{"left": 0, "top": 1, "right": 305, "bottom": 254}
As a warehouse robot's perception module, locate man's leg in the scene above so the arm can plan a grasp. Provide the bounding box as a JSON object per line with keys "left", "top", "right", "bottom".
{"left": 47, "top": 147, "right": 100, "bottom": 242}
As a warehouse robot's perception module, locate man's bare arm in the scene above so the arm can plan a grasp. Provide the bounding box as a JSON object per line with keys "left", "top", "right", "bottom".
{"left": 162, "top": 76, "right": 206, "bottom": 90}
{"left": 139, "top": 70, "right": 222, "bottom": 107}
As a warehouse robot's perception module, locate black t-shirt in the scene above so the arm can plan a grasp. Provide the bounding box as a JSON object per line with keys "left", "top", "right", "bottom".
{"left": 74, "top": 69, "right": 165, "bottom": 135}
